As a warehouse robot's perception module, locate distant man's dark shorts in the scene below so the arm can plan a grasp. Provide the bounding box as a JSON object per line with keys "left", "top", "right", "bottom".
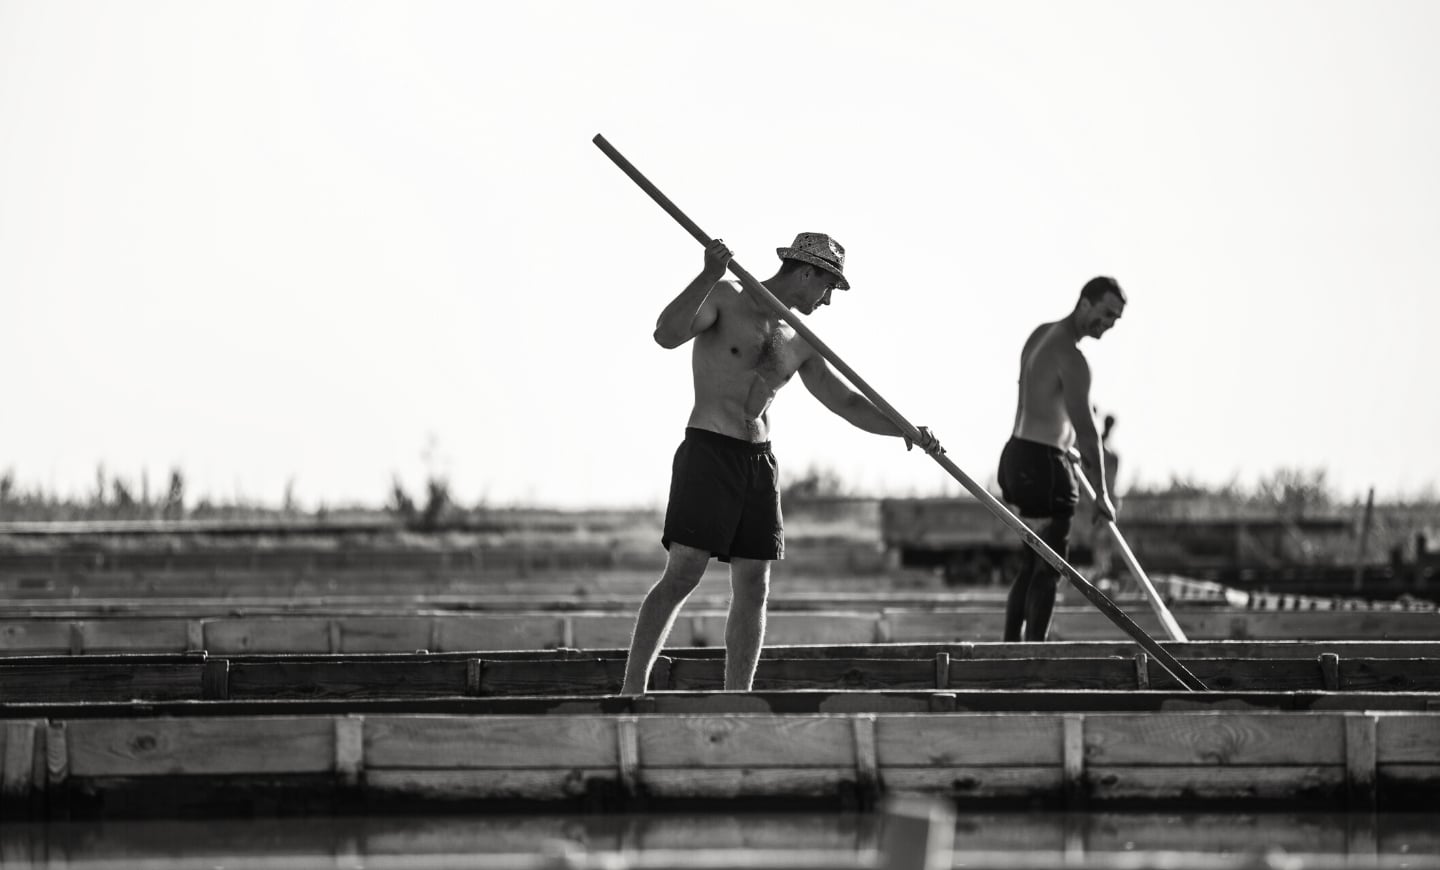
{"left": 662, "top": 427, "right": 784, "bottom": 563}
{"left": 997, "top": 436, "right": 1078, "bottom": 520}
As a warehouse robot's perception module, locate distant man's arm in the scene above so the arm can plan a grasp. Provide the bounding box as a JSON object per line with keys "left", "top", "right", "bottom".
{"left": 1060, "top": 353, "right": 1116, "bottom": 520}
{"left": 798, "top": 355, "right": 943, "bottom": 454}
{"left": 653, "top": 239, "right": 730, "bottom": 349}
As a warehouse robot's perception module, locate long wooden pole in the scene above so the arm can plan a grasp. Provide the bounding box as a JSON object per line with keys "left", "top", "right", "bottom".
{"left": 592, "top": 134, "right": 1207, "bottom": 692}
{"left": 1068, "top": 454, "right": 1188, "bottom": 641}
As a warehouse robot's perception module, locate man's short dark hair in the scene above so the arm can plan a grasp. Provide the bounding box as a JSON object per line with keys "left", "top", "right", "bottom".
{"left": 777, "top": 258, "right": 813, "bottom": 279}
{"left": 1080, "top": 276, "right": 1126, "bottom": 304}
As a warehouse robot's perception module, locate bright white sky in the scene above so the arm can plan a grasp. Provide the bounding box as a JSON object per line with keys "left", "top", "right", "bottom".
{"left": 2, "top": 1, "right": 1437, "bottom": 509}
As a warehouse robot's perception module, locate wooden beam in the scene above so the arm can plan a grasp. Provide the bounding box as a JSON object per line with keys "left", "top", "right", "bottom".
{"left": 1345, "top": 713, "right": 1377, "bottom": 810}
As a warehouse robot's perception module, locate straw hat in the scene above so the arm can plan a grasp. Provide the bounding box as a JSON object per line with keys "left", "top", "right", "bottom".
{"left": 776, "top": 232, "right": 849, "bottom": 290}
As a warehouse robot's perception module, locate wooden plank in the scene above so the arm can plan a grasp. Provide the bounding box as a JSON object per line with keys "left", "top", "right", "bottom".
{"left": 1086, "top": 765, "right": 1343, "bottom": 800}
{"left": 438, "top": 615, "right": 566, "bottom": 652}
{"left": 1345, "top": 713, "right": 1377, "bottom": 809}
{"left": 1152, "top": 658, "right": 1327, "bottom": 692}
{"left": 1063, "top": 714, "right": 1085, "bottom": 805}
{"left": 1342, "top": 658, "right": 1440, "bottom": 691}
{"left": 763, "top": 613, "right": 885, "bottom": 646}
{"left": 1085, "top": 713, "right": 1345, "bottom": 765}
{"left": 881, "top": 766, "right": 1064, "bottom": 798}
{"left": 571, "top": 614, "right": 651, "bottom": 650}
{"left": 852, "top": 715, "right": 878, "bottom": 796}
{"left": 617, "top": 716, "right": 640, "bottom": 794}
{"left": 1377, "top": 713, "right": 1440, "bottom": 762}
{"left": 0, "top": 663, "right": 203, "bottom": 702}
{"left": 1, "top": 720, "right": 36, "bottom": 799}
{"left": 755, "top": 659, "right": 935, "bottom": 691}
{"left": 634, "top": 767, "right": 856, "bottom": 799}
{"left": 331, "top": 617, "right": 433, "bottom": 653}
{"left": 480, "top": 658, "right": 624, "bottom": 695}
{"left": 947, "top": 658, "right": 1135, "bottom": 690}
{"left": 876, "top": 715, "right": 1062, "bottom": 767}
{"left": 0, "top": 621, "right": 73, "bottom": 656}
{"left": 366, "top": 767, "right": 619, "bottom": 801}
{"left": 65, "top": 717, "right": 335, "bottom": 776}
{"left": 203, "top": 618, "right": 332, "bottom": 654}
{"left": 335, "top": 716, "right": 364, "bottom": 787}
{"left": 74, "top": 619, "right": 192, "bottom": 654}
{"left": 363, "top": 716, "right": 617, "bottom": 769}
{"left": 639, "top": 716, "right": 856, "bottom": 768}
{"left": 227, "top": 660, "right": 469, "bottom": 699}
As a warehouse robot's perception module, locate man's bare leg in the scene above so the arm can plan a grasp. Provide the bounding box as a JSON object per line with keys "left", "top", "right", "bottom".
{"left": 1022, "top": 515, "right": 1073, "bottom": 642}
{"left": 1004, "top": 551, "right": 1033, "bottom": 642}
{"left": 724, "top": 557, "right": 771, "bottom": 690}
{"left": 620, "top": 544, "right": 711, "bottom": 695}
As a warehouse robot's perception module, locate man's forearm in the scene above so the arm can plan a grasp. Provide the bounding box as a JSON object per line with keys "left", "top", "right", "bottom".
{"left": 838, "top": 393, "right": 902, "bottom": 437}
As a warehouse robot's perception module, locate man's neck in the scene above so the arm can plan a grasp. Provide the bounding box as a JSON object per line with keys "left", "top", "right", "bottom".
{"left": 1062, "top": 311, "right": 1085, "bottom": 343}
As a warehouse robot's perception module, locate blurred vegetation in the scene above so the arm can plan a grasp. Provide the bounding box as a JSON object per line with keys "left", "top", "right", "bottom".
{"left": 0, "top": 463, "right": 1433, "bottom": 565}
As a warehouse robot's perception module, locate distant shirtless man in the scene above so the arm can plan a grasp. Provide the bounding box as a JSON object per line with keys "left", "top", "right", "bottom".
{"left": 998, "top": 276, "right": 1126, "bottom": 642}
{"left": 620, "top": 233, "right": 943, "bottom": 694}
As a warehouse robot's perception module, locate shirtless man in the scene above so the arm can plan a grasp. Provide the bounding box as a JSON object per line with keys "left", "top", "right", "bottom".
{"left": 620, "top": 233, "right": 943, "bottom": 694}
{"left": 998, "top": 276, "right": 1126, "bottom": 642}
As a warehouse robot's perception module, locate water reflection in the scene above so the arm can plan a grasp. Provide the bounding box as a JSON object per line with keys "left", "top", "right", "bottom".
{"left": 0, "top": 811, "right": 1435, "bottom": 867}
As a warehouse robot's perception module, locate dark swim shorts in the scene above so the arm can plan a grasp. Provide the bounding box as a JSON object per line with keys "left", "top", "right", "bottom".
{"left": 997, "top": 436, "right": 1079, "bottom": 519}
{"left": 662, "top": 427, "right": 784, "bottom": 562}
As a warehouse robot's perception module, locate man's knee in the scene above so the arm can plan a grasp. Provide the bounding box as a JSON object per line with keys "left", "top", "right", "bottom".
{"left": 658, "top": 543, "right": 710, "bottom": 593}
{"left": 729, "top": 558, "right": 771, "bottom": 602}
{"left": 1040, "top": 514, "right": 1073, "bottom": 551}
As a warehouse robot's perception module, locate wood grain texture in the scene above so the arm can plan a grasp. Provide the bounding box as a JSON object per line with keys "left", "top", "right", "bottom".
{"left": 1085, "top": 714, "right": 1345, "bottom": 765}
{"left": 639, "top": 716, "right": 855, "bottom": 768}
{"left": 66, "top": 717, "right": 334, "bottom": 776}
{"left": 1086, "top": 765, "right": 1343, "bottom": 800}
{"left": 331, "top": 617, "right": 433, "bottom": 653}
{"left": 227, "top": 660, "right": 469, "bottom": 699}
{"left": 437, "top": 615, "right": 565, "bottom": 652}
{"left": 203, "top": 618, "right": 332, "bottom": 653}
{"left": 363, "top": 715, "right": 617, "bottom": 769}
{"left": 73, "top": 620, "right": 192, "bottom": 654}
{"left": 0, "top": 663, "right": 202, "bottom": 702}
{"left": 366, "top": 767, "right": 614, "bottom": 800}
{"left": 480, "top": 658, "right": 625, "bottom": 695}
{"left": 0, "top": 621, "right": 81, "bottom": 656}
{"left": 1377, "top": 713, "right": 1440, "bottom": 762}
{"left": 876, "top": 715, "right": 1062, "bottom": 766}
{"left": 570, "top": 614, "right": 649, "bottom": 650}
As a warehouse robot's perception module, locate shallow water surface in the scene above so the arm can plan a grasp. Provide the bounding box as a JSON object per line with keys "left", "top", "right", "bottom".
{"left": 1, "top": 810, "right": 1436, "bottom": 867}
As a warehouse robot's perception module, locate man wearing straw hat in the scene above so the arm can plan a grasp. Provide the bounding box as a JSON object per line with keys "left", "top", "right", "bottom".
{"left": 620, "top": 233, "right": 943, "bottom": 695}
{"left": 998, "top": 276, "right": 1125, "bottom": 642}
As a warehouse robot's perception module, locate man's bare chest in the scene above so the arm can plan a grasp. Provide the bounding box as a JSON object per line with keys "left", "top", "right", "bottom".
{"left": 706, "top": 317, "right": 799, "bottom": 375}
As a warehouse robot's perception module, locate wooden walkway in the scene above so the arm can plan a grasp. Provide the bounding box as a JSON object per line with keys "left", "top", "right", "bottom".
{"left": 2, "top": 704, "right": 1435, "bottom": 814}
{"left": 5, "top": 646, "right": 1440, "bottom": 701}
{"left": 4, "top": 607, "right": 1436, "bottom": 656}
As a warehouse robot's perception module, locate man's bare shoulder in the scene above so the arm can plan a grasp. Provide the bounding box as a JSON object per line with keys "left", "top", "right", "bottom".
{"left": 710, "top": 278, "right": 744, "bottom": 302}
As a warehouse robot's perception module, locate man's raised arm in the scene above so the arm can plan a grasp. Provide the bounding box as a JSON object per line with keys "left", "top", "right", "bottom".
{"left": 654, "top": 239, "right": 731, "bottom": 348}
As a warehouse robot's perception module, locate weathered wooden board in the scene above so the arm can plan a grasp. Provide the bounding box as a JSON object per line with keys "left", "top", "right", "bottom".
{"left": 202, "top": 618, "right": 333, "bottom": 654}
{"left": 364, "top": 715, "right": 618, "bottom": 768}
{"left": 6, "top": 689, "right": 1440, "bottom": 721}
{"left": 226, "top": 660, "right": 470, "bottom": 699}
{"left": 436, "top": 615, "right": 569, "bottom": 653}
{"left": 0, "top": 663, "right": 203, "bottom": 702}
{"left": 9, "top": 710, "right": 1433, "bottom": 812}
{"left": 5, "top": 610, "right": 1439, "bottom": 656}
{"left": 65, "top": 717, "right": 335, "bottom": 775}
